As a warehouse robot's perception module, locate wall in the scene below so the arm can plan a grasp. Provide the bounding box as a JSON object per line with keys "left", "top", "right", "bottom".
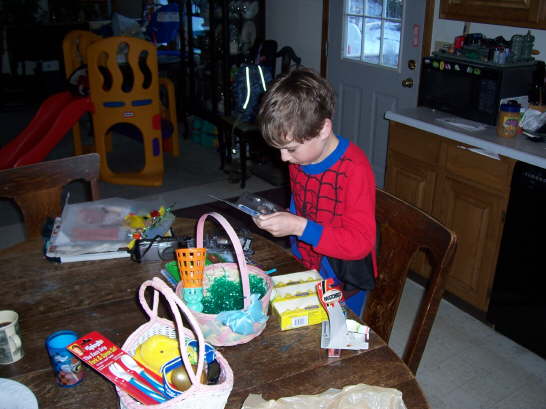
{"left": 432, "top": 0, "right": 546, "bottom": 61}
{"left": 265, "top": 0, "right": 323, "bottom": 72}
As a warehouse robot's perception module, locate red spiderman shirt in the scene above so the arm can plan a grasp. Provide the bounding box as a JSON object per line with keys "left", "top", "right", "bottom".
{"left": 288, "top": 136, "right": 377, "bottom": 313}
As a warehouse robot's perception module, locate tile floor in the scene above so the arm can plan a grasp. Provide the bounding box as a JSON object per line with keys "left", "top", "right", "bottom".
{"left": 392, "top": 281, "right": 546, "bottom": 409}
{"left": 1, "top": 109, "right": 546, "bottom": 408}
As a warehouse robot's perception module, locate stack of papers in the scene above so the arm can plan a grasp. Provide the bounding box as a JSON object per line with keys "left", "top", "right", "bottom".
{"left": 46, "top": 217, "right": 129, "bottom": 263}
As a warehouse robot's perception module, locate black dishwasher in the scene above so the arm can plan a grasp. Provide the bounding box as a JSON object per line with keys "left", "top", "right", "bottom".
{"left": 487, "top": 161, "right": 546, "bottom": 359}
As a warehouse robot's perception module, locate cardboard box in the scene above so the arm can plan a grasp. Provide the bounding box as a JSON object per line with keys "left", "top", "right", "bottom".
{"left": 270, "top": 270, "right": 328, "bottom": 330}
{"left": 272, "top": 294, "right": 328, "bottom": 330}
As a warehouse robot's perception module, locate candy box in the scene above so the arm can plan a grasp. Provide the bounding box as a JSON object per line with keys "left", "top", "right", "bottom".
{"left": 270, "top": 270, "right": 328, "bottom": 331}
{"left": 272, "top": 295, "right": 328, "bottom": 330}
{"left": 271, "top": 269, "right": 322, "bottom": 287}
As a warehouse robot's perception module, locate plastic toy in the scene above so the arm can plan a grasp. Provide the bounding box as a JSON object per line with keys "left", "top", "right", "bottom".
{"left": 176, "top": 248, "right": 206, "bottom": 312}
{"left": 133, "top": 334, "right": 180, "bottom": 376}
{"left": 0, "top": 92, "right": 94, "bottom": 169}
{"left": 0, "top": 32, "right": 179, "bottom": 187}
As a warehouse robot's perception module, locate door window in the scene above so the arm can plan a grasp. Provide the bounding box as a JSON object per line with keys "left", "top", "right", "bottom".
{"left": 343, "top": 0, "right": 403, "bottom": 68}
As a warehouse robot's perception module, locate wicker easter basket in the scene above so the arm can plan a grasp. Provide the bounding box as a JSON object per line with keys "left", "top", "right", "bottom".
{"left": 118, "top": 277, "right": 234, "bottom": 409}
{"left": 176, "top": 212, "right": 273, "bottom": 346}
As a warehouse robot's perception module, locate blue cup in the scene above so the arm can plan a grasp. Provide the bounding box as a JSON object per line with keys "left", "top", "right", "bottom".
{"left": 45, "top": 330, "right": 84, "bottom": 387}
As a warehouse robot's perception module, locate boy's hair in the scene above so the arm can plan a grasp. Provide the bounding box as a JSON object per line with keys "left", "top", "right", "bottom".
{"left": 257, "top": 67, "right": 335, "bottom": 147}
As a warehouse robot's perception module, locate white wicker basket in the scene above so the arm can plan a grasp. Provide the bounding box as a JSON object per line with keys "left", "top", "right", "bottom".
{"left": 117, "top": 277, "right": 234, "bottom": 409}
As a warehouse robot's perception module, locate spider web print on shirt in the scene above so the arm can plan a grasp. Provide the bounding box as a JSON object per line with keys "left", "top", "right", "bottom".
{"left": 291, "top": 157, "right": 353, "bottom": 270}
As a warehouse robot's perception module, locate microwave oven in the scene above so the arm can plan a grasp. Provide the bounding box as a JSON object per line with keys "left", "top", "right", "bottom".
{"left": 418, "top": 55, "right": 536, "bottom": 125}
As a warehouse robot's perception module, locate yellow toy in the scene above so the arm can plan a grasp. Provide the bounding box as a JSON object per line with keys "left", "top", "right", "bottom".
{"left": 134, "top": 335, "right": 180, "bottom": 376}
{"left": 62, "top": 32, "right": 180, "bottom": 186}
{"left": 87, "top": 36, "right": 165, "bottom": 186}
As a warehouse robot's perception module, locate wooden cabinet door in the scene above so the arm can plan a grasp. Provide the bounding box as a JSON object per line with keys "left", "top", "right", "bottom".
{"left": 440, "top": 0, "right": 546, "bottom": 28}
{"left": 435, "top": 175, "right": 506, "bottom": 311}
{"left": 385, "top": 151, "right": 437, "bottom": 214}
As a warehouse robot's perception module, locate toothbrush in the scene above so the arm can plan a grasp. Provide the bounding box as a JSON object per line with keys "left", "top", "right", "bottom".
{"left": 109, "top": 362, "right": 167, "bottom": 403}
{"left": 120, "top": 354, "right": 166, "bottom": 394}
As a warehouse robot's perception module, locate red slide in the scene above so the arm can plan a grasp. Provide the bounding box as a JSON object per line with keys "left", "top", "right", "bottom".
{"left": 0, "top": 91, "right": 94, "bottom": 169}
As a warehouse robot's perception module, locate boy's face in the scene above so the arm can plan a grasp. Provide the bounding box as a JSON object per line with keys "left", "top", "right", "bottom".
{"left": 278, "top": 120, "right": 335, "bottom": 165}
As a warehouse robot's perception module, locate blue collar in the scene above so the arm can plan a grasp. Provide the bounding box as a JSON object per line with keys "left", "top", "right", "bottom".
{"left": 300, "top": 136, "right": 349, "bottom": 175}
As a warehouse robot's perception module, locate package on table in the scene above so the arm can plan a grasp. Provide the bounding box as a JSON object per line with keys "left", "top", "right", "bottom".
{"left": 270, "top": 270, "right": 328, "bottom": 331}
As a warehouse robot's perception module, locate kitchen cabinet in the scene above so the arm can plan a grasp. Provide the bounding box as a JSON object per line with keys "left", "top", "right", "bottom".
{"left": 385, "top": 122, "right": 515, "bottom": 312}
{"left": 440, "top": 0, "right": 546, "bottom": 29}
{"left": 182, "top": 0, "right": 265, "bottom": 120}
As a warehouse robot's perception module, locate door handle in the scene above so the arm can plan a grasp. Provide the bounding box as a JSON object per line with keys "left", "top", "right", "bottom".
{"left": 401, "top": 78, "right": 414, "bottom": 88}
{"left": 408, "top": 60, "right": 416, "bottom": 70}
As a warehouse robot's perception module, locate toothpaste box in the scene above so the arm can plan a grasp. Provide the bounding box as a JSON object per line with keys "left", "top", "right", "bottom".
{"left": 270, "top": 270, "right": 328, "bottom": 330}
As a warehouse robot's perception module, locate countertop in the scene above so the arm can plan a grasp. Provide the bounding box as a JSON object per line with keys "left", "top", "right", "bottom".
{"left": 385, "top": 107, "right": 546, "bottom": 169}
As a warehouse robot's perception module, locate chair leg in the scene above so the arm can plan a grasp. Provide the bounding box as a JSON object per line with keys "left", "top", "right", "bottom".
{"left": 217, "top": 124, "right": 227, "bottom": 171}
{"left": 239, "top": 135, "right": 246, "bottom": 189}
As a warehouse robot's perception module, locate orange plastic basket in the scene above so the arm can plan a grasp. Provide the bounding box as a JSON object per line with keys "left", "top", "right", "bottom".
{"left": 176, "top": 248, "right": 206, "bottom": 288}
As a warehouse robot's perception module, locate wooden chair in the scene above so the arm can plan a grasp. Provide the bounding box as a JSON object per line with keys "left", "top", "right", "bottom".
{"left": 0, "top": 153, "right": 100, "bottom": 240}
{"left": 363, "top": 188, "right": 457, "bottom": 374}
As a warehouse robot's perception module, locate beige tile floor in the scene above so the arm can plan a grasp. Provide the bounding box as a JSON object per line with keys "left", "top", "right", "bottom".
{"left": 392, "top": 280, "right": 546, "bottom": 409}
{"left": 1, "top": 114, "right": 545, "bottom": 408}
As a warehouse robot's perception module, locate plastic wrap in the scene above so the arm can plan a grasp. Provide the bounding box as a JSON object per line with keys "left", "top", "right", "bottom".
{"left": 241, "top": 383, "right": 407, "bottom": 409}
{"left": 520, "top": 108, "right": 546, "bottom": 132}
{"left": 53, "top": 198, "right": 170, "bottom": 255}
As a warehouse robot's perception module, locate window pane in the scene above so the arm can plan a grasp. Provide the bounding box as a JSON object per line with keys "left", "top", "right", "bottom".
{"left": 363, "top": 18, "right": 381, "bottom": 64}
{"left": 366, "top": 0, "right": 383, "bottom": 17}
{"left": 348, "top": 0, "right": 364, "bottom": 14}
{"left": 382, "top": 20, "right": 401, "bottom": 67}
{"left": 345, "top": 17, "right": 363, "bottom": 58}
{"left": 386, "top": 0, "right": 403, "bottom": 20}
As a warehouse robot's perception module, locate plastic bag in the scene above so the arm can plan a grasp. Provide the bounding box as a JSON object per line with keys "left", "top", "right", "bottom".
{"left": 53, "top": 198, "right": 171, "bottom": 255}
{"left": 520, "top": 108, "right": 546, "bottom": 131}
{"left": 241, "top": 383, "right": 407, "bottom": 409}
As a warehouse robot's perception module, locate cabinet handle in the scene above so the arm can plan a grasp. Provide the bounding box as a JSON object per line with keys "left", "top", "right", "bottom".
{"left": 456, "top": 145, "right": 500, "bottom": 160}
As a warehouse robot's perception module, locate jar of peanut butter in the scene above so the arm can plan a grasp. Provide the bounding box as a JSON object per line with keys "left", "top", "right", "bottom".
{"left": 496, "top": 101, "right": 521, "bottom": 138}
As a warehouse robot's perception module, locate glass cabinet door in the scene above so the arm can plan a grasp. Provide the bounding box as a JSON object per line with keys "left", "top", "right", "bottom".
{"left": 183, "top": 0, "right": 264, "bottom": 118}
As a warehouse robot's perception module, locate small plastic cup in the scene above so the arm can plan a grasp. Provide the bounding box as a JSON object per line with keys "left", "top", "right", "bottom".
{"left": 45, "top": 330, "right": 84, "bottom": 387}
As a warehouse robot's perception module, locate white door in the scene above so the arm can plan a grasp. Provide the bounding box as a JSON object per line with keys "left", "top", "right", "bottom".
{"left": 327, "top": 0, "right": 426, "bottom": 186}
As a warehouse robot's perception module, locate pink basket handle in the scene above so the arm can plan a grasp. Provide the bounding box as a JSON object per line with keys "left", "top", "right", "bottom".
{"left": 139, "top": 277, "right": 205, "bottom": 385}
{"left": 196, "top": 212, "right": 251, "bottom": 309}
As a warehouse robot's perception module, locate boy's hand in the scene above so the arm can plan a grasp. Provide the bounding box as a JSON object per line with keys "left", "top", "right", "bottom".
{"left": 253, "top": 212, "right": 307, "bottom": 237}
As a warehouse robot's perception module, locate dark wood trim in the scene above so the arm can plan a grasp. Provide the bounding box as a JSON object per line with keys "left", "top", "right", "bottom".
{"left": 422, "top": 0, "right": 435, "bottom": 58}
{"left": 320, "top": 0, "right": 329, "bottom": 77}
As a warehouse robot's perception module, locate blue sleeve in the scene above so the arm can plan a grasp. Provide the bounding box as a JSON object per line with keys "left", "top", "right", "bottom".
{"left": 291, "top": 194, "right": 324, "bottom": 246}
{"left": 299, "top": 220, "right": 323, "bottom": 246}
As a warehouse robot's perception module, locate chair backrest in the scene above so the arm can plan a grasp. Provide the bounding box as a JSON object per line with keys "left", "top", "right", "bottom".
{"left": 363, "top": 188, "right": 457, "bottom": 374}
{"left": 276, "top": 46, "right": 301, "bottom": 76}
{"left": 0, "top": 153, "right": 100, "bottom": 240}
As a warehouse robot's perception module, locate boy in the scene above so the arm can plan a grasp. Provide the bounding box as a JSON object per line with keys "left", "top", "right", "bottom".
{"left": 254, "top": 67, "right": 377, "bottom": 316}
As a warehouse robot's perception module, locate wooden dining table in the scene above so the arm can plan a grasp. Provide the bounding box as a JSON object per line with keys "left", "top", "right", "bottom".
{"left": 0, "top": 216, "right": 430, "bottom": 409}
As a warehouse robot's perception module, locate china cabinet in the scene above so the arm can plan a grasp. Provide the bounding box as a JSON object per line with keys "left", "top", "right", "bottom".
{"left": 182, "top": 0, "right": 265, "bottom": 120}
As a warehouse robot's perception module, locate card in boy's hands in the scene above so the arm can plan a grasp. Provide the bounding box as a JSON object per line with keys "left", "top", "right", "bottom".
{"left": 209, "top": 192, "right": 284, "bottom": 217}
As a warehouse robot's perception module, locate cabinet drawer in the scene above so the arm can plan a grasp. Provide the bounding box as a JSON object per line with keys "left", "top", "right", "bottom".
{"left": 445, "top": 142, "right": 515, "bottom": 192}
{"left": 388, "top": 122, "right": 442, "bottom": 166}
